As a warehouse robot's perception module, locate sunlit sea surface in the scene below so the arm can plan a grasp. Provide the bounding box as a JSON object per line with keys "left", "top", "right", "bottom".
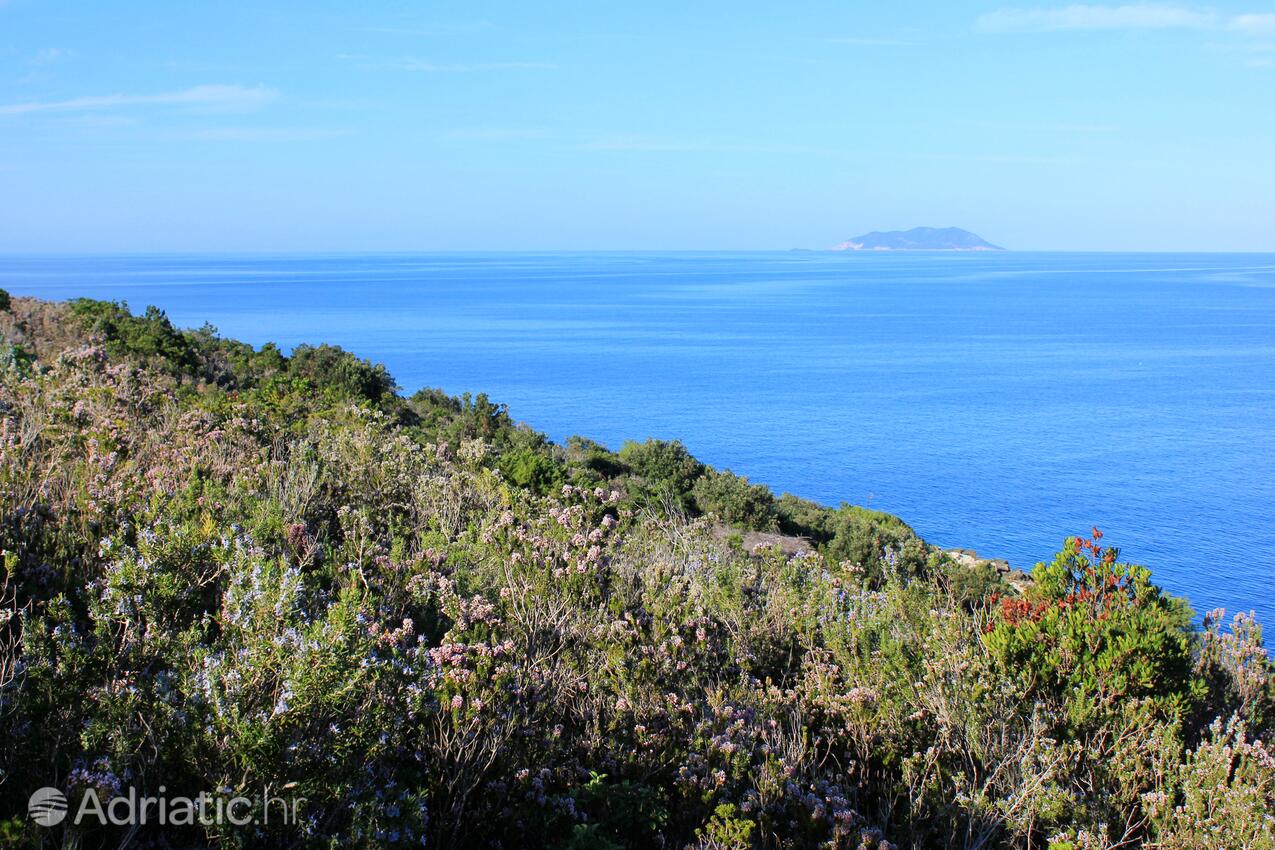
{"left": 4, "top": 252, "right": 1273, "bottom": 626}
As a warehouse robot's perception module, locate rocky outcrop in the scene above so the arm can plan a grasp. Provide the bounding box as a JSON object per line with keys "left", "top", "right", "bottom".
{"left": 946, "top": 548, "right": 1031, "bottom": 591}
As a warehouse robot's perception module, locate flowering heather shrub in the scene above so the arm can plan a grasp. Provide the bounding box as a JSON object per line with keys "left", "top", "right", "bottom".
{"left": 1142, "top": 714, "right": 1275, "bottom": 849}
{"left": 0, "top": 297, "right": 1271, "bottom": 849}
{"left": 1194, "top": 608, "right": 1275, "bottom": 732}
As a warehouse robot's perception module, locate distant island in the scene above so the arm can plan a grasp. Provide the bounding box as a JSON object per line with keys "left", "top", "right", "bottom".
{"left": 834, "top": 226, "right": 1004, "bottom": 251}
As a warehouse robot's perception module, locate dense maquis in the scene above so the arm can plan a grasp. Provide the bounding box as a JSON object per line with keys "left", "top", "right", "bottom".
{"left": 0, "top": 295, "right": 1270, "bottom": 848}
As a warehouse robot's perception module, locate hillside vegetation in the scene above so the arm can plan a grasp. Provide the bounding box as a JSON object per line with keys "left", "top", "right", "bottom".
{"left": 0, "top": 294, "right": 1271, "bottom": 849}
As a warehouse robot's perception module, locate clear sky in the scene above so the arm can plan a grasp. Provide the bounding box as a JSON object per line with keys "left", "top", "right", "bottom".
{"left": 1, "top": 1, "right": 1273, "bottom": 252}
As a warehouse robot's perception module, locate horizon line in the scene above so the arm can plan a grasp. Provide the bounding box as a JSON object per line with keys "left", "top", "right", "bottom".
{"left": 3, "top": 248, "right": 1275, "bottom": 257}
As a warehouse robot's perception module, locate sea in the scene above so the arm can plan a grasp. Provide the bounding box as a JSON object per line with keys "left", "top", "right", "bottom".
{"left": 3, "top": 251, "right": 1272, "bottom": 627}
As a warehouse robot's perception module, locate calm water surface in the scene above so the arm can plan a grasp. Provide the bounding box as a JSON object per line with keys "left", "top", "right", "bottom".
{"left": 4, "top": 252, "right": 1273, "bottom": 625}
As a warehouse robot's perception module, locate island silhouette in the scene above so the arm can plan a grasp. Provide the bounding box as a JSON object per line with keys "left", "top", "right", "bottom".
{"left": 834, "top": 226, "right": 1003, "bottom": 251}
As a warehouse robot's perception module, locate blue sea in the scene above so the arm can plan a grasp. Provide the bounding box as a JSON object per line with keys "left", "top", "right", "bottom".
{"left": 3, "top": 252, "right": 1273, "bottom": 626}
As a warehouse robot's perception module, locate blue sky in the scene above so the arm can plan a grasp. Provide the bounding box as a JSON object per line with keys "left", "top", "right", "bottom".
{"left": 1, "top": 1, "right": 1272, "bottom": 251}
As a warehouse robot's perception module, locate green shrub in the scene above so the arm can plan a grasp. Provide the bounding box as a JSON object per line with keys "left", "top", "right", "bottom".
{"left": 775, "top": 492, "right": 833, "bottom": 539}
{"left": 288, "top": 342, "right": 398, "bottom": 405}
{"left": 985, "top": 532, "right": 1195, "bottom": 726}
{"left": 942, "top": 553, "right": 1009, "bottom": 608}
{"left": 68, "top": 298, "right": 197, "bottom": 375}
{"left": 565, "top": 435, "right": 627, "bottom": 479}
{"left": 186, "top": 324, "right": 287, "bottom": 389}
{"left": 0, "top": 343, "right": 34, "bottom": 375}
{"left": 824, "top": 504, "right": 927, "bottom": 585}
{"left": 498, "top": 445, "right": 564, "bottom": 494}
{"left": 618, "top": 438, "right": 705, "bottom": 512}
{"left": 982, "top": 532, "right": 1199, "bottom": 843}
{"left": 696, "top": 803, "right": 755, "bottom": 849}
{"left": 691, "top": 470, "right": 778, "bottom": 531}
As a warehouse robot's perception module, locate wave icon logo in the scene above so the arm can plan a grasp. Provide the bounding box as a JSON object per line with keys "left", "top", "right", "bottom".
{"left": 28, "top": 787, "right": 68, "bottom": 826}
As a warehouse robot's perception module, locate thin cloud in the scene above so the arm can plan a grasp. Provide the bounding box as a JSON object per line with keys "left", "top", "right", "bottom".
{"left": 1231, "top": 13, "right": 1275, "bottom": 34}
{"left": 1204, "top": 35, "right": 1275, "bottom": 68}
{"left": 445, "top": 127, "right": 548, "bottom": 141}
{"left": 29, "top": 47, "right": 74, "bottom": 66}
{"left": 0, "top": 84, "right": 277, "bottom": 117}
{"left": 1053, "top": 122, "right": 1120, "bottom": 133}
{"left": 177, "top": 127, "right": 356, "bottom": 142}
{"left": 978, "top": 4, "right": 1275, "bottom": 34}
{"left": 578, "top": 135, "right": 814, "bottom": 155}
{"left": 57, "top": 114, "right": 138, "bottom": 129}
{"left": 935, "top": 152, "right": 1068, "bottom": 163}
{"left": 336, "top": 54, "right": 555, "bottom": 72}
{"left": 386, "top": 60, "right": 557, "bottom": 72}
{"left": 826, "top": 36, "right": 921, "bottom": 47}
{"left": 1205, "top": 39, "right": 1275, "bottom": 53}
{"left": 976, "top": 4, "right": 1217, "bottom": 32}
{"left": 364, "top": 22, "right": 493, "bottom": 36}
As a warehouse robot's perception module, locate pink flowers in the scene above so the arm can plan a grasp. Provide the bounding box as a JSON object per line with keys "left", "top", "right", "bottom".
{"left": 846, "top": 687, "right": 878, "bottom": 708}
